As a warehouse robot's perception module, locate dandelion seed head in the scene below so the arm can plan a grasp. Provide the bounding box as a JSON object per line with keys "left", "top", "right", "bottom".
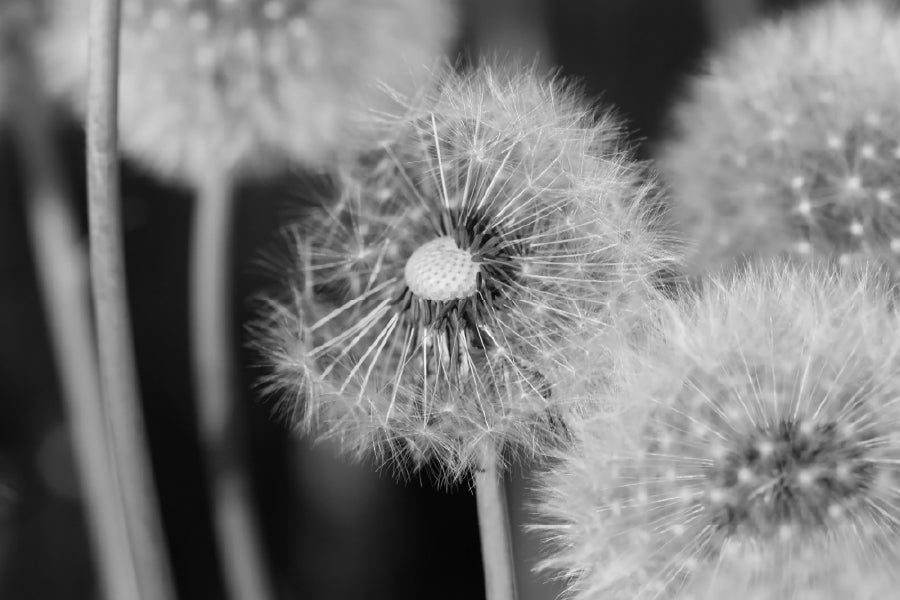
{"left": 661, "top": 0, "right": 900, "bottom": 279}
{"left": 252, "top": 65, "right": 677, "bottom": 479}
{"left": 534, "top": 263, "right": 900, "bottom": 599}
{"left": 403, "top": 236, "right": 480, "bottom": 302}
{"left": 681, "top": 537, "right": 900, "bottom": 600}
{"left": 41, "top": 0, "right": 455, "bottom": 183}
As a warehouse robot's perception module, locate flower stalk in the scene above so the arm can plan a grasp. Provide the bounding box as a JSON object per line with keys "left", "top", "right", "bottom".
{"left": 10, "top": 24, "right": 139, "bottom": 600}
{"left": 86, "top": 0, "right": 175, "bottom": 598}
{"left": 191, "top": 171, "right": 274, "bottom": 600}
{"left": 474, "top": 442, "right": 518, "bottom": 600}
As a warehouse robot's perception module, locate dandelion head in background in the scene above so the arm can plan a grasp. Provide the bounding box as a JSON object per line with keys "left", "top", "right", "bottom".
{"left": 0, "top": 1, "right": 43, "bottom": 112}
{"left": 680, "top": 537, "right": 899, "bottom": 600}
{"left": 534, "top": 264, "right": 900, "bottom": 599}
{"left": 661, "top": 0, "right": 900, "bottom": 278}
{"left": 253, "top": 66, "right": 675, "bottom": 479}
{"left": 41, "top": 0, "right": 455, "bottom": 183}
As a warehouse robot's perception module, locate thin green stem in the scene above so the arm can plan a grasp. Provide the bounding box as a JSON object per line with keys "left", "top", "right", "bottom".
{"left": 86, "top": 1, "right": 175, "bottom": 599}
{"left": 191, "top": 173, "right": 275, "bottom": 600}
{"left": 474, "top": 442, "right": 518, "bottom": 600}
{"left": 11, "top": 36, "right": 139, "bottom": 600}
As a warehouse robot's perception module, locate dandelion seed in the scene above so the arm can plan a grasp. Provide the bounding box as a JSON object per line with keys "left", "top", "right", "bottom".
{"left": 661, "top": 0, "right": 900, "bottom": 278}
{"left": 40, "top": 0, "right": 456, "bottom": 182}
{"left": 252, "top": 66, "right": 676, "bottom": 479}
{"left": 534, "top": 264, "right": 900, "bottom": 599}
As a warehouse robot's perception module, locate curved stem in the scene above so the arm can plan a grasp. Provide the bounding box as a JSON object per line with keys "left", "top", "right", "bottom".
{"left": 86, "top": 2, "right": 175, "bottom": 599}
{"left": 474, "top": 442, "right": 518, "bottom": 600}
{"left": 191, "top": 172, "right": 275, "bottom": 600}
{"left": 11, "top": 41, "right": 139, "bottom": 600}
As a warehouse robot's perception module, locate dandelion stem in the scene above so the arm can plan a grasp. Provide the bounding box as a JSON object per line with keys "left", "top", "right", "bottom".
{"left": 191, "top": 172, "right": 275, "bottom": 600}
{"left": 475, "top": 441, "right": 518, "bottom": 600}
{"left": 11, "top": 36, "right": 140, "bottom": 600}
{"left": 87, "top": 1, "right": 175, "bottom": 599}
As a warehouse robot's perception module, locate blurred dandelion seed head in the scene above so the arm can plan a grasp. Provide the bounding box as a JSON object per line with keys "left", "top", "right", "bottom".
{"left": 661, "top": 0, "right": 900, "bottom": 278}
{"left": 0, "top": 0, "right": 45, "bottom": 116}
{"left": 41, "top": 0, "right": 455, "bottom": 182}
{"left": 535, "top": 264, "right": 900, "bottom": 599}
{"left": 252, "top": 66, "right": 675, "bottom": 479}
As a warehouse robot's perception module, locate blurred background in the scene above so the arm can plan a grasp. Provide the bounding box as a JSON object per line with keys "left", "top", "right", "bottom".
{"left": 0, "top": 0, "right": 815, "bottom": 598}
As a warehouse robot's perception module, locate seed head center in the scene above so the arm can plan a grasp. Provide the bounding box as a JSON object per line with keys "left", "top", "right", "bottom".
{"left": 404, "top": 236, "right": 480, "bottom": 302}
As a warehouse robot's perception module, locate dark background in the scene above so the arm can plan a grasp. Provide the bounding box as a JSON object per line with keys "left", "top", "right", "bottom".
{"left": 0, "top": 1, "right": 813, "bottom": 598}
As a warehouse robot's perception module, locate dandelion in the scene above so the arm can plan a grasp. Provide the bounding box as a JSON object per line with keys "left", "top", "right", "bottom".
{"left": 660, "top": 0, "right": 900, "bottom": 278}
{"left": 253, "top": 64, "right": 674, "bottom": 599}
{"left": 254, "top": 64, "right": 672, "bottom": 478}
{"left": 534, "top": 263, "right": 900, "bottom": 599}
{"left": 42, "top": 0, "right": 456, "bottom": 181}
{"left": 681, "top": 537, "right": 899, "bottom": 600}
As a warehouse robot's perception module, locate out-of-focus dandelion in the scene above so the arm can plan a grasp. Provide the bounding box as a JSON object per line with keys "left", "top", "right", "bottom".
{"left": 534, "top": 264, "right": 900, "bottom": 599}
{"left": 43, "top": 0, "right": 456, "bottom": 181}
{"left": 253, "top": 64, "right": 674, "bottom": 600}
{"left": 43, "top": 3, "right": 456, "bottom": 600}
{"left": 661, "top": 0, "right": 900, "bottom": 278}
{"left": 681, "top": 537, "right": 899, "bottom": 600}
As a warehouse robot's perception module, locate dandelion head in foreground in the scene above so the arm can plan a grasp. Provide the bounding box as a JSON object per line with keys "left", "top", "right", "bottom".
{"left": 41, "top": 0, "right": 454, "bottom": 183}
{"left": 661, "top": 0, "right": 900, "bottom": 277}
{"left": 535, "top": 264, "right": 900, "bottom": 599}
{"left": 253, "top": 66, "right": 675, "bottom": 478}
{"left": 680, "top": 537, "right": 899, "bottom": 600}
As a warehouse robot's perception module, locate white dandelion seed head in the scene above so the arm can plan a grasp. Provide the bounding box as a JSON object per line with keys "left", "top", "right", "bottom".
{"left": 661, "top": 0, "right": 900, "bottom": 279}
{"left": 40, "top": 0, "right": 456, "bottom": 183}
{"left": 681, "top": 537, "right": 900, "bottom": 600}
{"left": 534, "top": 262, "right": 900, "bottom": 599}
{"left": 252, "top": 65, "right": 679, "bottom": 480}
